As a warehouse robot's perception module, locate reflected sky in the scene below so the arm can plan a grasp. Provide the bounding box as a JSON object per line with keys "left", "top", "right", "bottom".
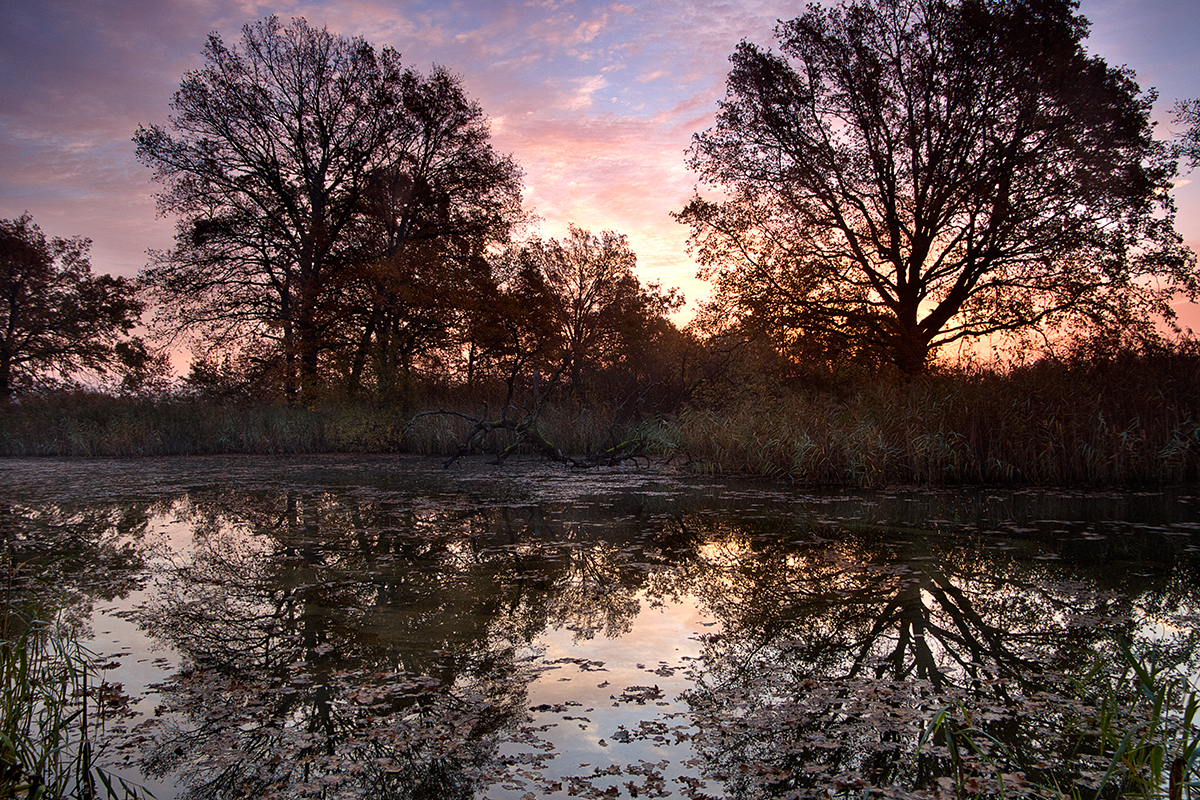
{"left": 2, "top": 456, "right": 1199, "bottom": 798}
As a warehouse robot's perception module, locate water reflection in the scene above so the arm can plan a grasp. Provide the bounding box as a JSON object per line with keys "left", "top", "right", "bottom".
{"left": 133, "top": 499, "right": 557, "bottom": 799}
{"left": 0, "top": 497, "right": 154, "bottom": 625}
{"left": 0, "top": 458, "right": 1198, "bottom": 798}
{"left": 675, "top": 527, "right": 1135, "bottom": 796}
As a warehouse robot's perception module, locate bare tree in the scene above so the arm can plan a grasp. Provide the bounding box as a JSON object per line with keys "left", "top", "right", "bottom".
{"left": 526, "top": 225, "right": 682, "bottom": 393}
{"left": 1173, "top": 98, "right": 1200, "bottom": 170}
{"left": 135, "top": 17, "right": 522, "bottom": 401}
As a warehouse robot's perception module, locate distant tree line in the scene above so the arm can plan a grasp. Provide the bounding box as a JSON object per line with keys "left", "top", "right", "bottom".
{"left": 4, "top": 0, "right": 1199, "bottom": 413}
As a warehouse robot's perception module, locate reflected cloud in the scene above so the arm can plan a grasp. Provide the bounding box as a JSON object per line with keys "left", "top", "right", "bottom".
{"left": 3, "top": 458, "right": 1200, "bottom": 797}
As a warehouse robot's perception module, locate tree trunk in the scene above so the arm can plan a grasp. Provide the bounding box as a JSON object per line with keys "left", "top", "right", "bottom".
{"left": 890, "top": 315, "right": 931, "bottom": 375}
{"left": 0, "top": 352, "right": 11, "bottom": 399}
{"left": 295, "top": 303, "right": 322, "bottom": 403}
{"left": 346, "top": 315, "right": 377, "bottom": 399}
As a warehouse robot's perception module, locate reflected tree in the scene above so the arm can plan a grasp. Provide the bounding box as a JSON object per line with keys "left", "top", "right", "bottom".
{"left": 127, "top": 486, "right": 668, "bottom": 798}
{"left": 76, "top": 478, "right": 1200, "bottom": 799}
{"left": 0, "top": 499, "right": 154, "bottom": 627}
{"left": 132, "top": 504, "right": 537, "bottom": 799}
{"left": 670, "top": 514, "right": 1200, "bottom": 797}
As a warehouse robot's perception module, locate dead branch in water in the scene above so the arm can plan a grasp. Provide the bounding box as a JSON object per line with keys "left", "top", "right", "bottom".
{"left": 406, "top": 406, "right": 651, "bottom": 468}
{"left": 406, "top": 365, "right": 651, "bottom": 468}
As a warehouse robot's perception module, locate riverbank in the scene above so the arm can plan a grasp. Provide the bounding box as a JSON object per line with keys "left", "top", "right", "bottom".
{"left": 2, "top": 350, "right": 1197, "bottom": 486}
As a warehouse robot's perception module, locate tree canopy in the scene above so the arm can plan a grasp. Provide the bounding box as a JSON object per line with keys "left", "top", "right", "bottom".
{"left": 520, "top": 224, "right": 683, "bottom": 394}
{"left": 678, "top": 0, "right": 1197, "bottom": 374}
{"left": 0, "top": 214, "right": 145, "bottom": 398}
{"left": 1174, "top": 99, "right": 1200, "bottom": 171}
{"left": 135, "top": 16, "right": 523, "bottom": 401}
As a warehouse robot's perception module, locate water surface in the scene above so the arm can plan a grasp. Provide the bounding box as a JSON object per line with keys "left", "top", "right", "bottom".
{"left": 3, "top": 455, "right": 1198, "bottom": 799}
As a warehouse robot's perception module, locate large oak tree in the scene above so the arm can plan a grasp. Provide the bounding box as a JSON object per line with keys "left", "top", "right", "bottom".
{"left": 678, "top": 0, "right": 1196, "bottom": 374}
{"left": 135, "top": 16, "right": 522, "bottom": 400}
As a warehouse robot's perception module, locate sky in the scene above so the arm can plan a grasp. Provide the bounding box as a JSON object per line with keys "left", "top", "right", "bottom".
{"left": 2, "top": 0, "right": 1198, "bottom": 328}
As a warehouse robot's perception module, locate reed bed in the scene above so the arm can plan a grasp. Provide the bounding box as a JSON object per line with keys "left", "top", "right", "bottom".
{"left": 1, "top": 351, "right": 1197, "bottom": 486}
{"left": 0, "top": 394, "right": 334, "bottom": 456}
{"left": 0, "top": 394, "right": 658, "bottom": 461}
{"left": 0, "top": 612, "right": 150, "bottom": 798}
{"left": 669, "top": 354, "right": 1200, "bottom": 485}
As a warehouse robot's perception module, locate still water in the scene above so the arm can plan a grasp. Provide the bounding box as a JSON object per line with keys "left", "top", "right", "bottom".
{"left": 3, "top": 455, "right": 1200, "bottom": 799}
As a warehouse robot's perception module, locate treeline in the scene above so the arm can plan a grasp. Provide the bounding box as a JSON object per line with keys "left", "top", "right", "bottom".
{"left": 4, "top": 3, "right": 1200, "bottom": 485}
{"left": 1, "top": 337, "right": 1198, "bottom": 487}
{"left": 172, "top": 224, "right": 686, "bottom": 413}
{"left": 126, "top": 18, "right": 688, "bottom": 412}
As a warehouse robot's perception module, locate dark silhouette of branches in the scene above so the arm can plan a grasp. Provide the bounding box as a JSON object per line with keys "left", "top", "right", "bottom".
{"left": 679, "top": 0, "right": 1196, "bottom": 374}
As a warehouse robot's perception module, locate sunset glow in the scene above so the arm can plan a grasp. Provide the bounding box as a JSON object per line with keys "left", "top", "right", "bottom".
{"left": 2, "top": 0, "right": 1198, "bottom": 325}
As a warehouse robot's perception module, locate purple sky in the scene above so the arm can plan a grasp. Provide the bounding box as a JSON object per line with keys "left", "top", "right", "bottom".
{"left": 2, "top": 0, "right": 1198, "bottom": 327}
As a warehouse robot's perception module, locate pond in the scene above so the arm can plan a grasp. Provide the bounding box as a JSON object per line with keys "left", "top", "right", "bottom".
{"left": 2, "top": 455, "right": 1200, "bottom": 799}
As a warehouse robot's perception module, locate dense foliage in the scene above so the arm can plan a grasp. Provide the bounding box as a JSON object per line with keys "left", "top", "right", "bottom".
{"left": 0, "top": 213, "right": 147, "bottom": 398}
{"left": 135, "top": 16, "right": 525, "bottom": 403}
{"left": 2, "top": 339, "right": 1197, "bottom": 487}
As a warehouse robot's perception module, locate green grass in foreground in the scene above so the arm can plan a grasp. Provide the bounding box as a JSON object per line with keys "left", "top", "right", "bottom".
{"left": 0, "top": 612, "right": 150, "bottom": 799}
{"left": 1, "top": 353, "right": 1197, "bottom": 486}
{"left": 921, "top": 635, "right": 1200, "bottom": 800}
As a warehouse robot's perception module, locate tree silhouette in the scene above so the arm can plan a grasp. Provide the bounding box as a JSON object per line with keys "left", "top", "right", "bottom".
{"left": 529, "top": 225, "right": 682, "bottom": 395}
{"left": 678, "top": 0, "right": 1196, "bottom": 374}
{"left": 1174, "top": 98, "right": 1200, "bottom": 170}
{"left": 135, "top": 17, "right": 521, "bottom": 402}
{"left": 0, "top": 214, "right": 146, "bottom": 397}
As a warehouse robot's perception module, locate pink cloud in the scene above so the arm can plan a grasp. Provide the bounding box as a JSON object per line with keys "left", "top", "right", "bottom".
{"left": 1, "top": 0, "right": 1196, "bottom": 334}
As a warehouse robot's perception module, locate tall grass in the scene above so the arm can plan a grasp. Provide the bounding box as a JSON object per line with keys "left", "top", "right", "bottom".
{"left": 0, "top": 394, "right": 334, "bottom": 456}
{"left": 0, "top": 611, "right": 150, "bottom": 798}
{"left": 1080, "top": 636, "right": 1200, "bottom": 800}
{"left": 920, "top": 635, "right": 1200, "bottom": 800}
{"left": 0, "top": 393, "right": 656, "bottom": 461}
{"left": 1, "top": 348, "right": 1197, "bottom": 485}
{"left": 667, "top": 352, "right": 1200, "bottom": 485}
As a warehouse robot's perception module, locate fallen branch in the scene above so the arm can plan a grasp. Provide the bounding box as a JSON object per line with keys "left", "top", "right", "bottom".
{"left": 406, "top": 408, "right": 651, "bottom": 468}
